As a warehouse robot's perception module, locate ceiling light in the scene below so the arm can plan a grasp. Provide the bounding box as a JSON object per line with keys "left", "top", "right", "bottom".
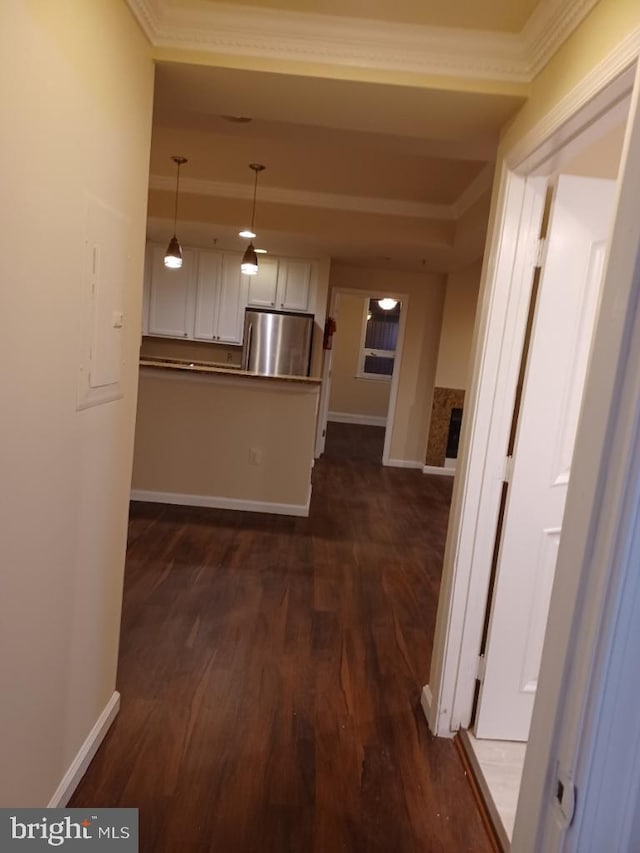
{"left": 164, "top": 156, "right": 187, "bottom": 269}
{"left": 378, "top": 298, "right": 398, "bottom": 310}
{"left": 241, "top": 242, "right": 258, "bottom": 276}
{"left": 239, "top": 163, "right": 265, "bottom": 275}
{"left": 255, "top": 248, "right": 267, "bottom": 254}
{"left": 239, "top": 163, "right": 265, "bottom": 241}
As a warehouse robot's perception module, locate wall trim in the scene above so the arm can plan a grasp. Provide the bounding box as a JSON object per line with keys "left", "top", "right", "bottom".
{"left": 521, "top": 0, "right": 600, "bottom": 78}
{"left": 420, "top": 685, "right": 450, "bottom": 737}
{"left": 383, "top": 458, "right": 424, "bottom": 469}
{"left": 126, "top": 0, "right": 596, "bottom": 84}
{"left": 508, "top": 29, "right": 640, "bottom": 170}
{"left": 327, "top": 411, "right": 387, "bottom": 427}
{"left": 48, "top": 692, "right": 120, "bottom": 808}
{"left": 423, "top": 464, "right": 456, "bottom": 477}
{"left": 149, "top": 174, "right": 455, "bottom": 221}
{"left": 131, "top": 489, "right": 311, "bottom": 517}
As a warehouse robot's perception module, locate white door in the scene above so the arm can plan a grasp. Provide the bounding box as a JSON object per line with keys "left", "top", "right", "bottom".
{"left": 474, "top": 175, "right": 617, "bottom": 741}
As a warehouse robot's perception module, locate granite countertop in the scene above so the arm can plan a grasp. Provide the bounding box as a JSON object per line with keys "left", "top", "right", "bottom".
{"left": 139, "top": 357, "right": 322, "bottom": 385}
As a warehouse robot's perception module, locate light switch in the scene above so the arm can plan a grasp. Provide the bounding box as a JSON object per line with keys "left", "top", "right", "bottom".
{"left": 112, "top": 311, "right": 124, "bottom": 328}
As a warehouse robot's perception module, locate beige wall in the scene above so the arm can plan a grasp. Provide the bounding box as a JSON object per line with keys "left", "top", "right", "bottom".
{"left": 435, "top": 261, "right": 481, "bottom": 390}
{"left": 328, "top": 292, "right": 391, "bottom": 420}
{"left": 132, "top": 370, "right": 318, "bottom": 509}
{"left": 329, "top": 265, "right": 446, "bottom": 464}
{"left": 0, "top": 2, "right": 153, "bottom": 805}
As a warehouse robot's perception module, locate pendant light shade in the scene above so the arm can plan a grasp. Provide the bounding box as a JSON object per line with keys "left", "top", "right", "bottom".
{"left": 241, "top": 242, "right": 258, "bottom": 276}
{"left": 164, "top": 235, "right": 182, "bottom": 269}
{"left": 164, "top": 156, "right": 187, "bottom": 270}
{"left": 240, "top": 163, "right": 265, "bottom": 274}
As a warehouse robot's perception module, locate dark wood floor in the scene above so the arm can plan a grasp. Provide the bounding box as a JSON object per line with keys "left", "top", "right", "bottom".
{"left": 71, "top": 423, "right": 492, "bottom": 852}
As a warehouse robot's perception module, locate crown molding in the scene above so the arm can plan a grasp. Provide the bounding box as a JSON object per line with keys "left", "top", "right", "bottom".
{"left": 149, "top": 174, "right": 457, "bottom": 220}
{"left": 126, "top": 0, "right": 600, "bottom": 84}
{"left": 521, "top": 0, "right": 600, "bottom": 78}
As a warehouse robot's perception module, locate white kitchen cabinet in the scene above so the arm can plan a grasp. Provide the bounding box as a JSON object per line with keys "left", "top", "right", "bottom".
{"left": 246, "top": 257, "right": 312, "bottom": 312}
{"left": 245, "top": 257, "right": 279, "bottom": 308}
{"left": 194, "top": 250, "right": 248, "bottom": 344}
{"left": 216, "top": 255, "right": 249, "bottom": 344}
{"left": 147, "top": 244, "right": 196, "bottom": 339}
{"left": 277, "top": 259, "right": 311, "bottom": 311}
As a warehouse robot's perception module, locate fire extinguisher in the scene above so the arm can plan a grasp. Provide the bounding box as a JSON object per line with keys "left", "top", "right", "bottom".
{"left": 323, "top": 316, "right": 337, "bottom": 350}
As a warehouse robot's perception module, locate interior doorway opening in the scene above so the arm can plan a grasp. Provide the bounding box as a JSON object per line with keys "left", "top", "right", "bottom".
{"left": 424, "top": 62, "right": 636, "bottom": 849}
{"left": 315, "top": 288, "right": 407, "bottom": 465}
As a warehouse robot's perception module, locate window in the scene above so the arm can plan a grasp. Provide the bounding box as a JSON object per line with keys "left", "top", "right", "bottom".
{"left": 358, "top": 298, "right": 400, "bottom": 379}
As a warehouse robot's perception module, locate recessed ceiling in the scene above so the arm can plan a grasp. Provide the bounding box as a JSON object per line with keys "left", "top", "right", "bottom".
{"left": 154, "top": 63, "right": 524, "bottom": 144}
{"left": 148, "top": 59, "right": 524, "bottom": 272}
{"left": 195, "top": 0, "right": 540, "bottom": 32}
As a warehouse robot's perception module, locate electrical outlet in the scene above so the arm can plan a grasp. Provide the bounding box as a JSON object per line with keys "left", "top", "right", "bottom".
{"left": 248, "top": 447, "right": 262, "bottom": 465}
{"left": 226, "top": 351, "right": 234, "bottom": 363}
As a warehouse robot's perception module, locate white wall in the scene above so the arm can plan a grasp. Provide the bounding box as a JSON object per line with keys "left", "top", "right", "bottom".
{"left": 0, "top": 2, "right": 153, "bottom": 805}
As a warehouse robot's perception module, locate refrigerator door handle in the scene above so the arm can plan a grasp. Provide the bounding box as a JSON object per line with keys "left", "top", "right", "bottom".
{"left": 243, "top": 322, "right": 253, "bottom": 370}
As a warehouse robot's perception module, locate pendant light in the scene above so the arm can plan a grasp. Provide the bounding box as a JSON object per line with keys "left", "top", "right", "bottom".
{"left": 164, "top": 156, "right": 188, "bottom": 269}
{"left": 240, "top": 163, "right": 265, "bottom": 276}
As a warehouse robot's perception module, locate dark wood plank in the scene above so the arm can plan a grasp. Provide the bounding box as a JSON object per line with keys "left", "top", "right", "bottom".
{"left": 70, "top": 423, "right": 491, "bottom": 852}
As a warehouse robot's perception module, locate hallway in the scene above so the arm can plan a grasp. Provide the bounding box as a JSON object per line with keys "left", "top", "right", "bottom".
{"left": 71, "top": 424, "right": 492, "bottom": 852}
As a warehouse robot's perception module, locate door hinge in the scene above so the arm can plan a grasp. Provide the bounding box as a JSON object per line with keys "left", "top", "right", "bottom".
{"left": 528, "top": 237, "right": 546, "bottom": 268}
{"left": 503, "top": 455, "right": 514, "bottom": 484}
{"left": 476, "top": 654, "right": 486, "bottom": 682}
{"left": 555, "top": 771, "right": 576, "bottom": 827}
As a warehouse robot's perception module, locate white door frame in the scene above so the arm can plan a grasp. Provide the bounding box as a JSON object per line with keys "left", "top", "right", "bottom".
{"left": 424, "top": 61, "right": 636, "bottom": 739}
{"left": 423, "top": 33, "right": 640, "bottom": 851}
{"left": 315, "top": 286, "right": 409, "bottom": 467}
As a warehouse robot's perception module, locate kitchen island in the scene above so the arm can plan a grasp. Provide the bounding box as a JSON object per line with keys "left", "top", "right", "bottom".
{"left": 131, "top": 359, "right": 321, "bottom": 516}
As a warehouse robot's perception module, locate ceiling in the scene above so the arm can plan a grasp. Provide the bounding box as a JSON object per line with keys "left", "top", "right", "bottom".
{"left": 137, "top": 0, "right": 595, "bottom": 273}
{"left": 193, "top": 0, "right": 541, "bottom": 32}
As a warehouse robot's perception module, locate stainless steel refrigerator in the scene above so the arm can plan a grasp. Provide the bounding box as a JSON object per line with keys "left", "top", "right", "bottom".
{"left": 241, "top": 308, "right": 314, "bottom": 377}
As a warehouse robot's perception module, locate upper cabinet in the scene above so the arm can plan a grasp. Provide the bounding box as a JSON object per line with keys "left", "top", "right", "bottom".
{"left": 194, "top": 251, "right": 247, "bottom": 344}
{"left": 245, "top": 258, "right": 279, "bottom": 308}
{"left": 278, "top": 260, "right": 311, "bottom": 311}
{"left": 147, "top": 245, "right": 196, "bottom": 338}
{"left": 194, "top": 251, "right": 248, "bottom": 344}
{"left": 143, "top": 244, "right": 317, "bottom": 345}
{"left": 246, "top": 257, "right": 311, "bottom": 312}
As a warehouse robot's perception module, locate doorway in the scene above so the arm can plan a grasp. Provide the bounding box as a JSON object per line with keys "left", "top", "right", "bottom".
{"left": 424, "top": 64, "right": 636, "bottom": 848}
{"left": 465, "top": 114, "right": 625, "bottom": 848}
{"left": 315, "top": 287, "right": 408, "bottom": 465}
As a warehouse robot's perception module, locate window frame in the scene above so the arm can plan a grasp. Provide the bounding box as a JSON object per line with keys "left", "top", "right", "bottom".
{"left": 356, "top": 298, "right": 398, "bottom": 381}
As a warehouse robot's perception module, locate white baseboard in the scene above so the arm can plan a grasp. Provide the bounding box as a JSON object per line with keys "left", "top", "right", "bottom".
{"left": 48, "top": 691, "right": 120, "bottom": 807}
{"left": 328, "top": 411, "right": 387, "bottom": 427}
{"left": 423, "top": 465, "right": 456, "bottom": 477}
{"left": 131, "top": 489, "right": 310, "bottom": 517}
{"left": 421, "top": 683, "right": 454, "bottom": 738}
{"left": 383, "top": 458, "right": 424, "bottom": 469}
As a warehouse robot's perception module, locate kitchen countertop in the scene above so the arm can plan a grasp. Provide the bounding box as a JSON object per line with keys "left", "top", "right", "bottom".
{"left": 139, "top": 357, "right": 322, "bottom": 385}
